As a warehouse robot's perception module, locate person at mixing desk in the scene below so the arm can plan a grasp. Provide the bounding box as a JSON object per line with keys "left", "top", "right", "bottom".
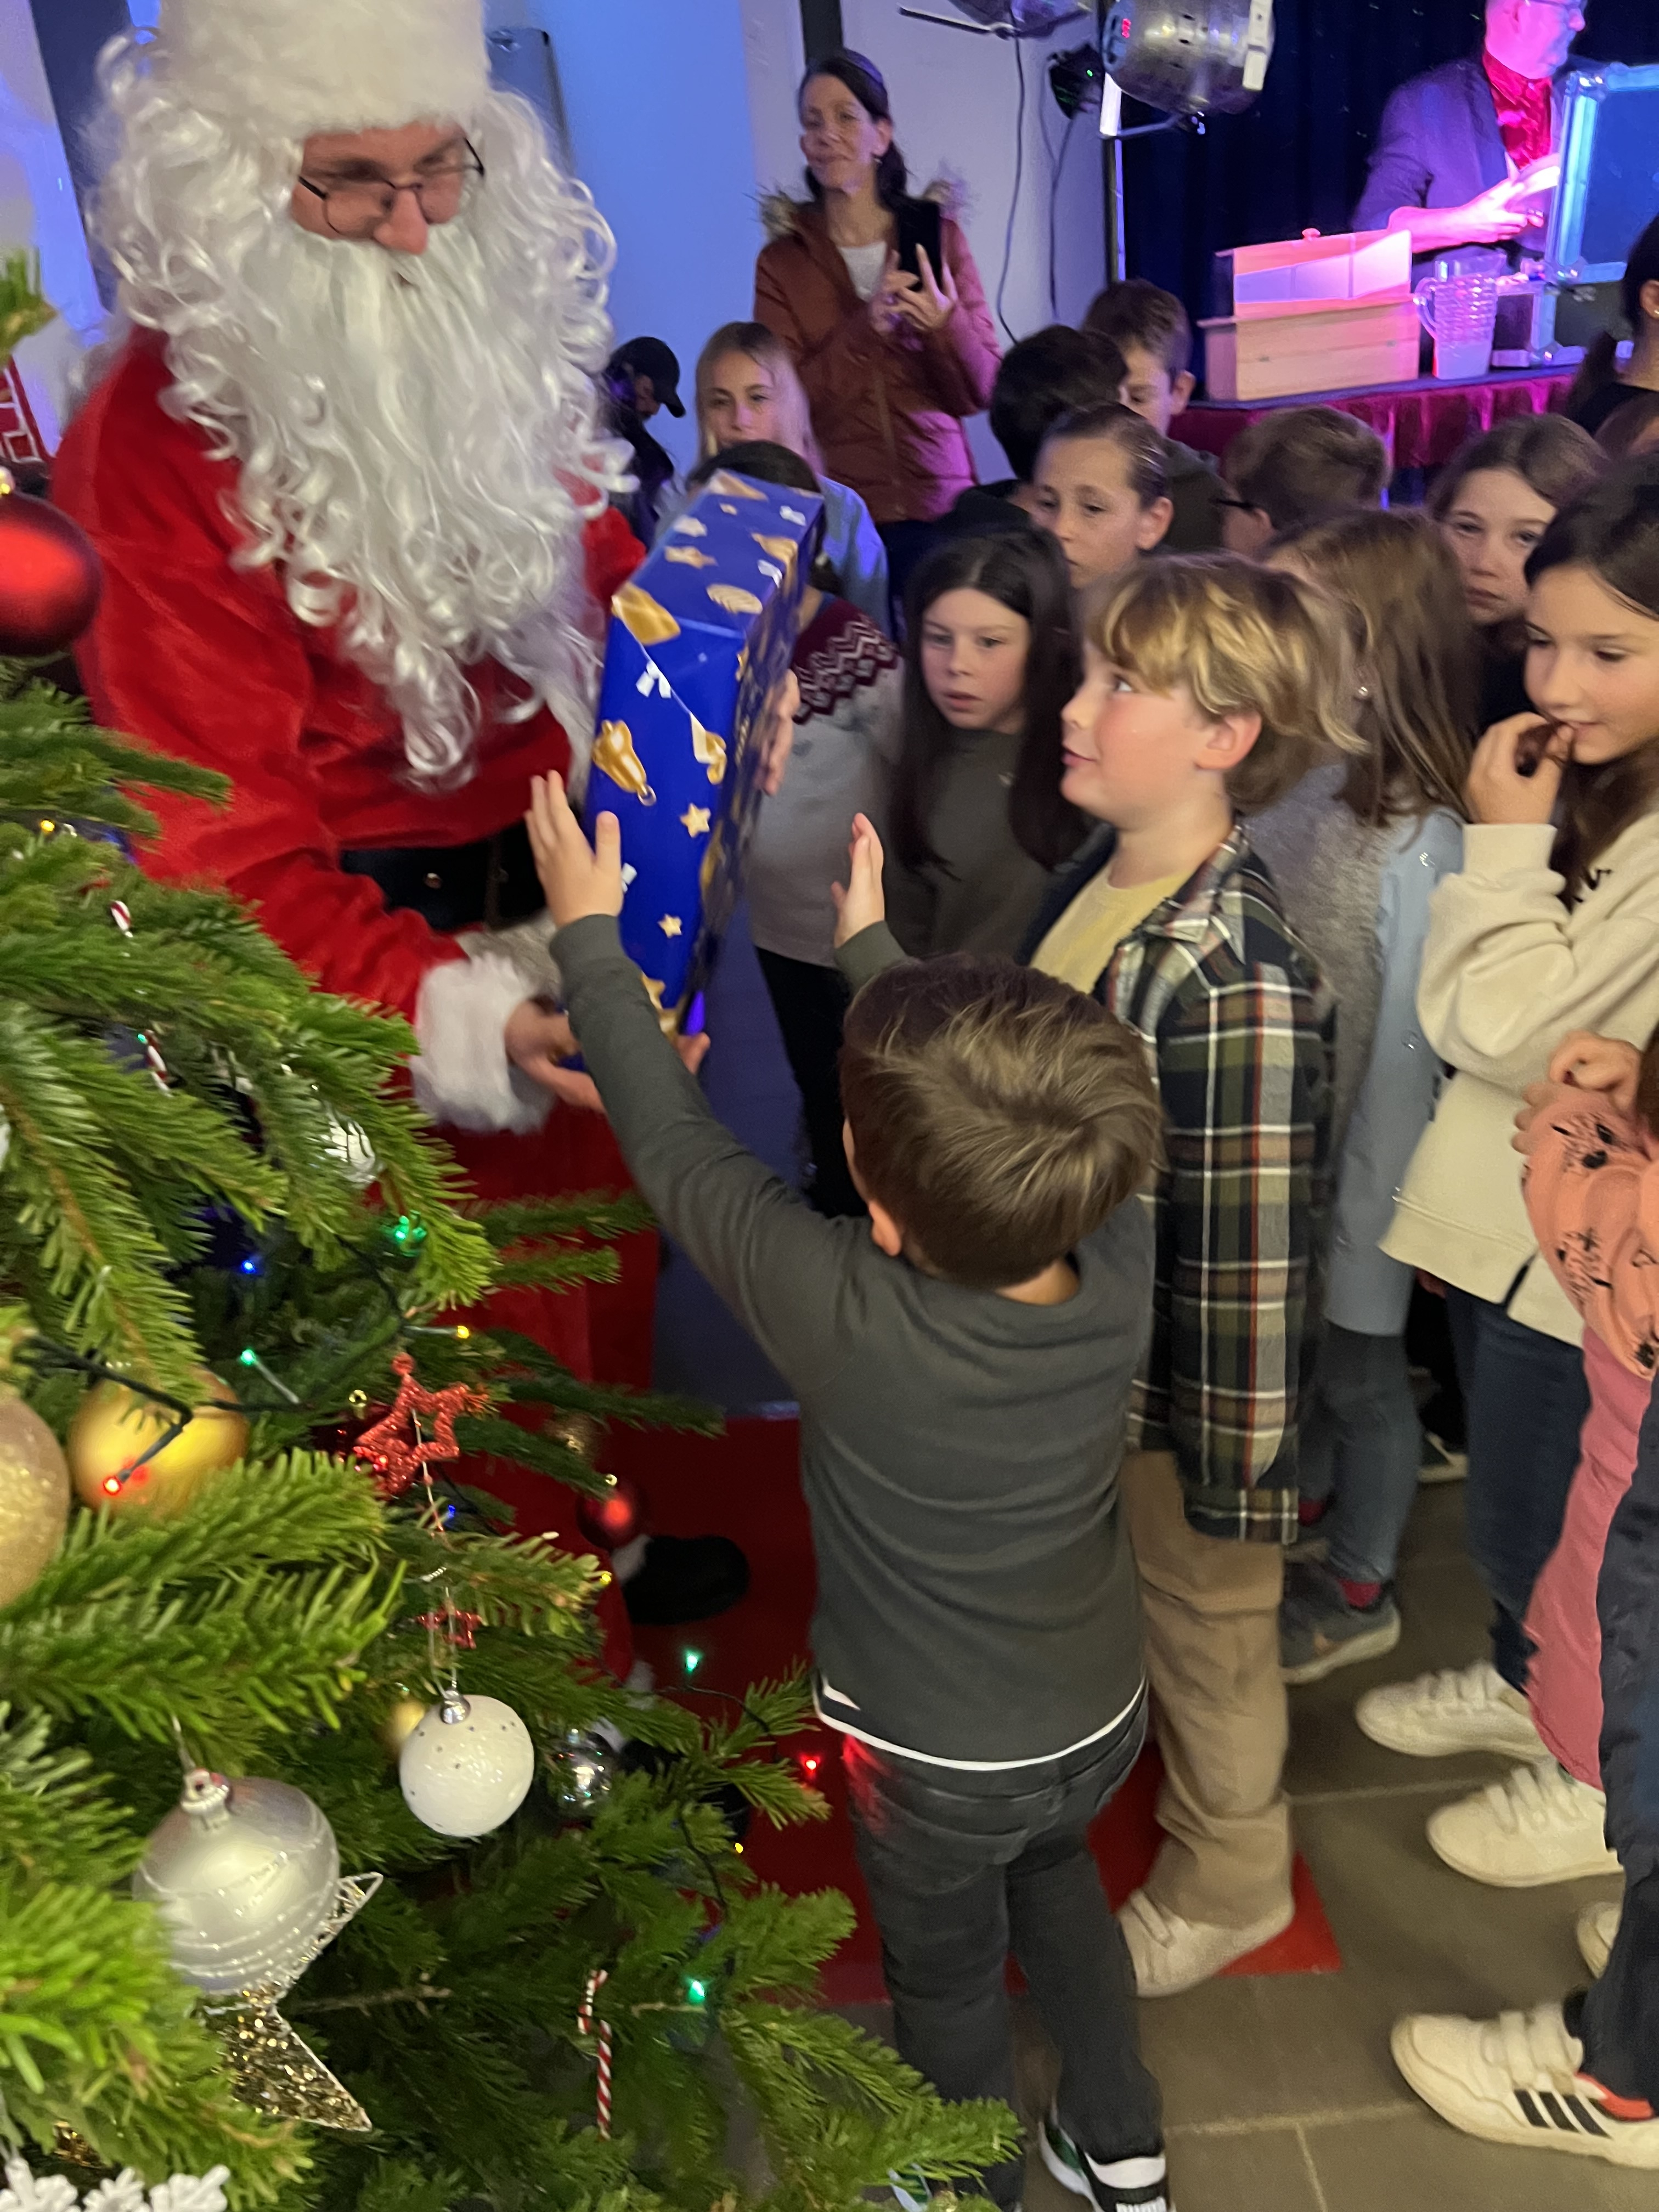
{"left": 1353, "top": 0, "right": 1585, "bottom": 257}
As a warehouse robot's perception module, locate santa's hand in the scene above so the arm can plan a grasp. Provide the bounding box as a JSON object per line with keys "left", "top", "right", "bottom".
{"left": 831, "top": 812, "right": 887, "bottom": 947}
{"left": 527, "top": 774, "right": 625, "bottom": 928}
{"left": 504, "top": 1000, "right": 604, "bottom": 1111}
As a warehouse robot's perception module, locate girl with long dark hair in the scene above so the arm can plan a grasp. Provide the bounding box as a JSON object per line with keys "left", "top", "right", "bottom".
{"left": 1368, "top": 461, "right": 1659, "bottom": 1884}
{"left": 1565, "top": 212, "right": 1659, "bottom": 443}
{"left": 884, "top": 531, "right": 1084, "bottom": 959}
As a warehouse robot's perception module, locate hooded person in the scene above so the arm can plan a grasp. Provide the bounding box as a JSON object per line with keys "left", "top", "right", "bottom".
{"left": 53, "top": 0, "right": 747, "bottom": 1643}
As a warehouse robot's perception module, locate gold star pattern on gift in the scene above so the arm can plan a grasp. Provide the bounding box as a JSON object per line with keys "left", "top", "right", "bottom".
{"left": 680, "top": 804, "right": 711, "bottom": 837}
{"left": 659, "top": 916, "right": 683, "bottom": 939}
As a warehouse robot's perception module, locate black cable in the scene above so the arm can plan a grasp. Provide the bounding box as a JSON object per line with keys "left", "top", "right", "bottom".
{"left": 995, "top": 34, "right": 1028, "bottom": 344}
{"left": 1048, "top": 105, "right": 1079, "bottom": 320}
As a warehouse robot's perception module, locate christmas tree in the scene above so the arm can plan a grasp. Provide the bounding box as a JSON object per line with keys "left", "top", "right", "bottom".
{"left": 0, "top": 299, "right": 1013, "bottom": 2207}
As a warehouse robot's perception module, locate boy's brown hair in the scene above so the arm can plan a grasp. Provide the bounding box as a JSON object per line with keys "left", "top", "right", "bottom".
{"left": 1038, "top": 402, "right": 1169, "bottom": 508}
{"left": 1085, "top": 554, "right": 1363, "bottom": 814}
{"left": 1082, "top": 279, "right": 1193, "bottom": 380}
{"left": 1222, "top": 405, "right": 1389, "bottom": 532}
{"left": 839, "top": 955, "right": 1161, "bottom": 1290}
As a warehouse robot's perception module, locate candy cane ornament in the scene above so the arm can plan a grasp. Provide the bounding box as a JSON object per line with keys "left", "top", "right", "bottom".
{"left": 578, "top": 1968, "right": 613, "bottom": 2136}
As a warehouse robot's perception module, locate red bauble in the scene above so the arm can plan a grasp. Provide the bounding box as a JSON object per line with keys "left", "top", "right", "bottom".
{"left": 0, "top": 489, "right": 102, "bottom": 656}
{"left": 575, "top": 1472, "right": 646, "bottom": 1551}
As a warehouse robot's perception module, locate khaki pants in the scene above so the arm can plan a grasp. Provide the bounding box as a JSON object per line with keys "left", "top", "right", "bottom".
{"left": 1119, "top": 1449, "right": 1293, "bottom": 1929}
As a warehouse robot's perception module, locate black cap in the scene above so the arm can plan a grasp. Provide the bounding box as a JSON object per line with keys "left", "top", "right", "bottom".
{"left": 607, "top": 336, "right": 685, "bottom": 417}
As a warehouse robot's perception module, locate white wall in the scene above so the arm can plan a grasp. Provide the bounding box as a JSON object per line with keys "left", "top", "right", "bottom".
{"left": 836, "top": 0, "right": 1107, "bottom": 475}
{"left": 0, "top": 0, "right": 103, "bottom": 444}
{"left": 519, "top": 1, "right": 774, "bottom": 477}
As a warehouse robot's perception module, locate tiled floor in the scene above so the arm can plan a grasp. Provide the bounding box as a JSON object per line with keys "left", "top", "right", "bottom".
{"left": 663, "top": 911, "right": 1633, "bottom": 2212}
{"left": 1005, "top": 1482, "right": 1630, "bottom": 2211}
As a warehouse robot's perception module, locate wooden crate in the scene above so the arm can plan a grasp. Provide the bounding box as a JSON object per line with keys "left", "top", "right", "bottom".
{"left": 1202, "top": 297, "right": 1421, "bottom": 403}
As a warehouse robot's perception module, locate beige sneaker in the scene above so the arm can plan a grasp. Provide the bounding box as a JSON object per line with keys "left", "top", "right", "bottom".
{"left": 1427, "top": 1758, "right": 1622, "bottom": 1887}
{"left": 1577, "top": 1897, "right": 1623, "bottom": 1978}
{"left": 1117, "top": 1887, "right": 1294, "bottom": 1997}
{"left": 1355, "top": 1660, "right": 1545, "bottom": 1759}
{"left": 1393, "top": 2001, "right": 1659, "bottom": 2165}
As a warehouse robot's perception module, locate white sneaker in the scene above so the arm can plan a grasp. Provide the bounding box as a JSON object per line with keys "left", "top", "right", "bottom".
{"left": 1355, "top": 1660, "right": 1545, "bottom": 1759}
{"left": 1427, "top": 1758, "right": 1622, "bottom": 1887}
{"left": 1577, "top": 1897, "right": 1623, "bottom": 1978}
{"left": 1393, "top": 2001, "right": 1659, "bottom": 2165}
{"left": 1117, "top": 1887, "right": 1294, "bottom": 1998}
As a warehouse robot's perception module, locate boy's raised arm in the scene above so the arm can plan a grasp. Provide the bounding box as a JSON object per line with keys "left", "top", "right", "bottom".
{"left": 527, "top": 777, "right": 851, "bottom": 1393}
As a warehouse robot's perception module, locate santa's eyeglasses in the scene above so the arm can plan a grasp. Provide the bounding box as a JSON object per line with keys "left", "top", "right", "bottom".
{"left": 296, "top": 141, "right": 486, "bottom": 238}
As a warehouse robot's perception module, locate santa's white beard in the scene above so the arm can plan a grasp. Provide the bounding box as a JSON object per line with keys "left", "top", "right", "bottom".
{"left": 92, "top": 75, "right": 621, "bottom": 786}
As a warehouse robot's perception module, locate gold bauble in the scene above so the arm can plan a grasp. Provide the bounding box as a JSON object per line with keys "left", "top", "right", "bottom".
{"left": 379, "top": 1694, "right": 429, "bottom": 1759}
{"left": 69, "top": 1371, "right": 247, "bottom": 1517}
{"left": 0, "top": 1394, "right": 70, "bottom": 1605}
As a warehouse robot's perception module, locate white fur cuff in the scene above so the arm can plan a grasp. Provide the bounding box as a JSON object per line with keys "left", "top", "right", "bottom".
{"left": 410, "top": 946, "right": 552, "bottom": 1136}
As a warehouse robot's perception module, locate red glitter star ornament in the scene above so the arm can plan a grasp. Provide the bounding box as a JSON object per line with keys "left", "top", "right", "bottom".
{"left": 416, "top": 1605, "right": 483, "bottom": 1651}
{"left": 352, "top": 1352, "right": 486, "bottom": 1499}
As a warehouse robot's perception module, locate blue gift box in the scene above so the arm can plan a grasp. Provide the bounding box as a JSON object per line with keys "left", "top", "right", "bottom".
{"left": 585, "top": 470, "right": 824, "bottom": 1028}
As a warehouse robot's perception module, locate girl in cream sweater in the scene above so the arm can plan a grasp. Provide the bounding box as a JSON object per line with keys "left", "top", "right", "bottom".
{"left": 1362, "top": 460, "right": 1659, "bottom": 1883}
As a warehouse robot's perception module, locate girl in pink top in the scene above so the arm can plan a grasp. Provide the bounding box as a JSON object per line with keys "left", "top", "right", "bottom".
{"left": 1519, "top": 1028, "right": 1659, "bottom": 1790}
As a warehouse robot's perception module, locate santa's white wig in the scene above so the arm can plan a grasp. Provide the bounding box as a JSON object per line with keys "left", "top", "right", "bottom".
{"left": 88, "top": 0, "right": 625, "bottom": 787}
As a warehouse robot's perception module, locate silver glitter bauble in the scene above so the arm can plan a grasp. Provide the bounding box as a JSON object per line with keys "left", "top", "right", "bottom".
{"left": 133, "top": 1769, "right": 340, "bottom": 1995}
{"left": 398, "top": 1690, "right": 534, "bottom": 1838}
{"left": 543, "top": 1728, "right": 617, "bottom": 1819}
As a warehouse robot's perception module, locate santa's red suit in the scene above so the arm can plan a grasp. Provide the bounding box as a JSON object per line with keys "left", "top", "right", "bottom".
{"left": 55, "top": 340, "right": 646, "bottom": 1669}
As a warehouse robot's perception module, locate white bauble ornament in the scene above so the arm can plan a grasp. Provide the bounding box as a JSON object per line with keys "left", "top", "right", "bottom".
{"left": 398, "top": 1691, "right": 534, "bottom": 1838}
{"left": 132, "top": 1768, "right": 339, "bottom": 1995}
{"left": 321, "top": 1113, "right": 379, "bottom": 1188}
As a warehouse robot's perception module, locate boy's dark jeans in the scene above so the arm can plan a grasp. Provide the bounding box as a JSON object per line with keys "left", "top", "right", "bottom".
{"left": 843, "top": 1705, "right": 1161, "bottom": 2208}
{"left": 1570, "top": 1867, "right": 1659, "bottom": 2108}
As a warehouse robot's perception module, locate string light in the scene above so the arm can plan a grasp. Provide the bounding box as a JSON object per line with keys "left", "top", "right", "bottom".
{"left": 686, "top": 1978, "right": 707, "bottom": 2006}
{"left": 236, "top": 1346, "right": 300, "bottom": 1404}
{"left": 798, "top": 1752, "right": 822, "bottom": 1779}
{"left": 682, "top": 1647, "right": 703, "bottom": 1676}
{"left": 239, "top": 1257, "right": 261, "bottom": 1276}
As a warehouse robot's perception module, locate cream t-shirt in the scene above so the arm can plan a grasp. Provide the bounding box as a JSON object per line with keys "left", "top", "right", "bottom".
{"left": 1032, "top": 866, "right": 1186, "bottom": 994}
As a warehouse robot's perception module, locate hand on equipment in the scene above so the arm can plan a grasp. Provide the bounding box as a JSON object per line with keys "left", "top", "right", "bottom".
{"left": 1455, "top": 177, "right": 1535, "bottom": 244}
{"left": 1465, "top": 714, "right": 1572, "bottom": 826}
{"left": 831, "top": 812, "right": 888, "bottom": 947}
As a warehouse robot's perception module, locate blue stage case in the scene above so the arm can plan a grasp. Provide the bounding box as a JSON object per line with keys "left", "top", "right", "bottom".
{"left": 584, "top": 468, "right": 823, "bottom": 1030}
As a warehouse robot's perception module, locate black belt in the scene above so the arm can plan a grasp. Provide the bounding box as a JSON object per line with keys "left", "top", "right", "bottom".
{"left": 340, "top": 819, "right": 543, "bottom": 932}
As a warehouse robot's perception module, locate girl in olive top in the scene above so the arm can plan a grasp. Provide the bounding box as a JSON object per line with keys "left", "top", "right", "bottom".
{"left": 884, "top": 529, "right": 1085, "bottom": 959}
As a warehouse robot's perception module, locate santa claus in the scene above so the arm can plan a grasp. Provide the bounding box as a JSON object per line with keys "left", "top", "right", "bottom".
{"left": 54, "top": 0, "right": 743, "bottom": 1638}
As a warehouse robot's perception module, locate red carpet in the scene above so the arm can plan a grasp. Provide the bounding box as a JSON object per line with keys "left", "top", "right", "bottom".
{"left": 611, "top": 1416, "right": 1340, "bottom": 2004}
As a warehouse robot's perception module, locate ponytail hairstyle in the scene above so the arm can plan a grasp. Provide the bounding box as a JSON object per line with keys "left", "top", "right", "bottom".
{"left": 1526, "top": 456, "right": 1659, "bottom": 901}
{"left": 799, "top": 51, "right": 909, "bottom": 211}
{"left": 892, "top": 531, "right": 1085, "bottom": 874}
{"left": 1271, "top": 509, "right": 1475, "bottom": 825}
{"left": 1566, "top": 212, "right": 1659, "bottom": 421}
{"left": 693, "top": 322, "right": 823, "bottom": 472}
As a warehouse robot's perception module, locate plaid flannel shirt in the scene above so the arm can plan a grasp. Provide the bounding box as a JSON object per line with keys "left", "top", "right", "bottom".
{"left": 1026, "top": 823, "right": 1334, "bottom": 1543}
